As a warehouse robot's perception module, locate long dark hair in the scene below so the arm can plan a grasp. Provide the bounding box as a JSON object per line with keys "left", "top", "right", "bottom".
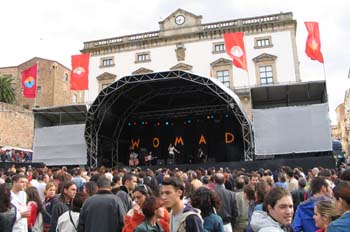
{"left": 191, "top": 186, "right": 221, "bottom": 217}
{"left": 0, "top": 184, "right": 12, "bottom": 212}
{"left": 59, "top": 181, "right": 76, "bottom": 202}
{"left": 26, "top": 186, "right": 42, "bottom": 213}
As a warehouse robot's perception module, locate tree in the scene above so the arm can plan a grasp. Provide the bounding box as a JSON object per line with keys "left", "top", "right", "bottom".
{"left": 0, "top": 75, "right": 16, "bottom": 104}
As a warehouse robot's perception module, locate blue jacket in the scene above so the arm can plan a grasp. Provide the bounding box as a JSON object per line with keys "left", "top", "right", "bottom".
{"left": 203, "top": 213, "right": 224, "bottom": 232}
{"left": 328, "top": 211, "right": 350, "bottom": 232}
{"left": 292, "top": 196, "right": 329, "bottom": 232}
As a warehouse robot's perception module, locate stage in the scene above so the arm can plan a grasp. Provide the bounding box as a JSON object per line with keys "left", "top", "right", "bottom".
{"left": 85, "top": 71, "right": 253, "bottom": 168}
{"left": 130, "top": 153, "right": 336, "bottom": 173}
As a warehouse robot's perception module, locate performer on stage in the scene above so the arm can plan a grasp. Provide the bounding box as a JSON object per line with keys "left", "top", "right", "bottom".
{"left": 129, "top": 150, "right": 139, "bottom": 167}
{"left": 168, "top": 143, "right": 179, "bottom": 159}
{"left": 144, "top": 151, "right": 152, "bottom": 166}
{"left": 198, "top": 147, "right": 207, "bottom": 163}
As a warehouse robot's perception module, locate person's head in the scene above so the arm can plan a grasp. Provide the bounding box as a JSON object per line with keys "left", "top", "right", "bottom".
{"left": 214, "top": 173, "right": 225, "bottom": 185}
{"left": 43, "top": 174, "right": 50, "bottom": 184}
{"left": 250, "top": 173, "right": 260, "bottom": 185}
{"left": 190, "top": 186, "right": 221, "bottom": 217}
{"left": 255, "top": 180, "right": 267, "bottom": 204}
{"left": 60, "top": 181, "right": 77, "bottom": 202}
{"left": 44, "top": 182, "right": 57, "bottom": 198}
{"left": 311, "top": 176, "right": 332, "bottom": 197}
{"left": 26, "top": 186, "right": 42, "bottom": 211}
{"left": 243, "top": 184, "right": 255, "bottom": 201}
{"left": 318, "top": 169, "right": 332, "bottom": 179}
{"left": 71, "top": 192, "right": 89, "bottom": 213}
{"left": 32, "top": 171, "right": 39, "bottom": 180}
{"left": 133, "top": 184, "right": 151, "bottom": 207}
{"left": 298, "top": 178, "right": 307, "bottom": 189}
{"left": 201, "top": 175, "right": 210, "bottom": 185}
{"left": 0, "top": 184, "right": 11, "bottom": 212}
{"left": 340, "top": 167, "right": 350, "bottom": 181}
{"left": 122, "top": 173, "right": 137, "bottom": 192}
{"left": 333, "top": 180, "right": 350, "bottom": 213}
{"left": 142, "top": 196, "right": 162, "bottom": 220}
{"left": 313, "top": 200, "right": 337, "bottom": 230}
{"left": 96, "top": 176, "right": 111, "bottom": 191}
{"left": 312, "top": 167, "right": 319, "bottom": 177}
{"left": 264, "top": 187, "right": 293, "bottom": 226}
{"left": 284, "top": 167, "right": 294, "bottom": 178}
{"left": 112, "top": 175, "right": 121, "bottom": 187}
{"left": 11, "top": 174, "right": 27, "bottom": 192}
{"left": 83, "top": 181, "right": 98, "bottom": 196}
{"left": 236, "top": 176, "right": 245, "bottom": 190}
{"left": 278, "top": 173, "right": 286, "bottom": 183}
{"left": 161, "top": 177, "right": 185, "bottom": 209}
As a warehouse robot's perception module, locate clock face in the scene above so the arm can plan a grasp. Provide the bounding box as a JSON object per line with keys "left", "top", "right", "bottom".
{"left": 175, "top": 15, "right": 185, "bottom": 25}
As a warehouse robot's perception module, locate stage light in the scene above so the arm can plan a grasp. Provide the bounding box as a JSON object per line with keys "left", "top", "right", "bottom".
{"left": 141, "top": 121, "right": 145, "bottom": 125}
{"left": 187, "top": 119, "right": 191, "bottom": 123}
{"left": 225, "top": 114, "right": 229, "bottom": 118}
{"left": 128, "top": 122, "right": 131, "bottom": 126}
{"left": 145, "top": 121, "right": 148, "bottom": 125}
{"left": 207, "top": 115, "right": 210, "bottom": 119}
{"left": 133, "top": 122, "right": 137, "bottom": 125}
{"left": 211, "top": 115, "right": 214, "bottom": 119}
{"left": 165, "top": 121, "right": 169, "bottom": 126}
{"left": 156, "top": 122, "right": 160, "bottom": 126}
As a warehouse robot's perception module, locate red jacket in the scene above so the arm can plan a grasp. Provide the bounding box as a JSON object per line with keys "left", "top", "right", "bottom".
{"left": 122, "top": 207, "right": 170, "bottom": 232}
{"left": 27, "top": 201, "right": 38, "bottom": 228}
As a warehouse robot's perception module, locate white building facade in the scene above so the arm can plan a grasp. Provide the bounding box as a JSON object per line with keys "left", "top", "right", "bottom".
{"left": 82, "top": 9, "right": 301, "bottom": 118}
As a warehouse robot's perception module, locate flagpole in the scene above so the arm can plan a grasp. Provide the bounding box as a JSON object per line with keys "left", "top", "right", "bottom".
{"left": 34, "top": 61, "right": 39, "bottom": 108}
{"left": 322, "top": 63, "right": 327, "bottom": 81}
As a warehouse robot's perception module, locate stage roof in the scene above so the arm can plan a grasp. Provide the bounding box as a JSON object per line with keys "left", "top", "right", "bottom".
{"left": 87, "top": 71, "right": 250, "bottom": 138}
{"left": 251, "top": 80, "right": 327, "bottom": 109}
{"left": 33, "top": 104, "right": 87, "bottom": 128}
{"left": 85, "top": 70, "right": 254, "bottom": 167}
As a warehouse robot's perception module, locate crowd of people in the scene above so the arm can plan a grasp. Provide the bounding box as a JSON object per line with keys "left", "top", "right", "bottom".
{"left": 0, "top": 149, "right": 33, "bottom": 163}
{"left": 0, "top": 163, "right": 349, "bottom": 232}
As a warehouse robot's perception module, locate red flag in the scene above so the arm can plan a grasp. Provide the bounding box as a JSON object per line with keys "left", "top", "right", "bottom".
{"left": 21, "top": 64, "right": 38, "bottom": 98}
{"left": 224, "top": 32, "right": 248, "bottom": 71}
{"left": 305, "top": 22, "right": 324, "bottom": 63}
{"left": 71, "top": 54, "right": 90, "bottom": 90}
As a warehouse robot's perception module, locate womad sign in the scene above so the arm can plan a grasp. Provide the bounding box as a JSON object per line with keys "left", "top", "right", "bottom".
{"left": 129, "top": 132, "right": 235, "bottom": 150}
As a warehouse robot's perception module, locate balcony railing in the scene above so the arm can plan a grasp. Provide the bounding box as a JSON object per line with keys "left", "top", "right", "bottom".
{"left": 84, "top": 12, "right": 293, "bottom": 50}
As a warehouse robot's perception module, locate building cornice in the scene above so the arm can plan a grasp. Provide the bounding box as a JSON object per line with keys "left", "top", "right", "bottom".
{"left": 252, "top": 53, "right": 278, "bottom": 62}
{"left": 82, "top": 12, "right": 295, "bottom": 56}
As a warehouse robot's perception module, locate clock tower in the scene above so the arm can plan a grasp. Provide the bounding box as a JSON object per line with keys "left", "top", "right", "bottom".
{"left": 159, "top": 8, "right": 203, "bottom": 37}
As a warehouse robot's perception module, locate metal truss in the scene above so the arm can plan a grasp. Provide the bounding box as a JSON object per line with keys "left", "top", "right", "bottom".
{"left": 85, "top": 70, "right": 255, "bottom": 168}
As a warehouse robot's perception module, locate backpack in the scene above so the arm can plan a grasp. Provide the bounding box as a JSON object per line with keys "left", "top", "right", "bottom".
{"left": 32, "top": 212, "right": 44, "bottom": 232}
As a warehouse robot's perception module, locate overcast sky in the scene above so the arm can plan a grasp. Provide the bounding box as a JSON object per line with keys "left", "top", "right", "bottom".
{"left": 1, "top": 0, "right": 349, "bottom": 124}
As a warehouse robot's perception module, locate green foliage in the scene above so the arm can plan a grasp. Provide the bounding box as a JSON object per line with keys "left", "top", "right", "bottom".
{"left": 0, "top": 75, "right": 16, "bottom": 104}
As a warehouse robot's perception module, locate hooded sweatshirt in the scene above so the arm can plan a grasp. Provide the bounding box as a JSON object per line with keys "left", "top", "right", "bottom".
{"left": 250, "top": 211, "right": 293, "bottom": 232}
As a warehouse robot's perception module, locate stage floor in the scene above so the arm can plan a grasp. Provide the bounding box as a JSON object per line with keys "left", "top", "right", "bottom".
{"left": 134, "top": 155, "right": 336, "bottom": 172}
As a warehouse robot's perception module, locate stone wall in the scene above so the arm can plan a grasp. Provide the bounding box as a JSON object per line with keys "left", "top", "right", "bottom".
{"left": 0, "top": 103, "right": 34, "bottom": 149}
